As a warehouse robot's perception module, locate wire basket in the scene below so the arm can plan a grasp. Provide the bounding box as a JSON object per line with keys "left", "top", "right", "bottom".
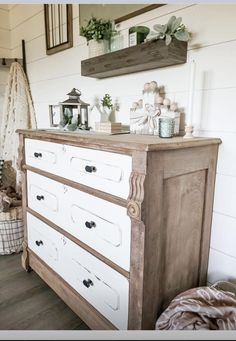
{"left": 0, "top": 207, "right": 24, "bottom": 255}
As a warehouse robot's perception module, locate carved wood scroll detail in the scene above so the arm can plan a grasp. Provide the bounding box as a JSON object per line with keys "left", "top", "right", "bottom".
{"left": 127, "top": 172, "right": 146, "bottom": 220}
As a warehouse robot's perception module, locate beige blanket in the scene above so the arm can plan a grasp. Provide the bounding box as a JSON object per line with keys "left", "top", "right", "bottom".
{"left": 156, "top": 286, "right": 236, "bottom": 330}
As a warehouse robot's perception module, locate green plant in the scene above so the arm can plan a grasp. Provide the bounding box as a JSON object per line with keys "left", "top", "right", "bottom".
{"left": 80, "top": 16, "right": 115, "bottom": 43}
{"left": 101, "top": 94, "right": 113, "bottom": 110}
{"left": 147, "top": 16, "right": 190, "bottom": 45}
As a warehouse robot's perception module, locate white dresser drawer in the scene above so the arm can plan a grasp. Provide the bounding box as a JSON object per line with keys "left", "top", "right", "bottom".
{"left": 25, "top": 139, "right": 63, "bottom": 175}
{"left": 62, "top": 234, "right": 129, "bottom": 330}
{"left": 27, "top": 213, "right": 62, "bottom": 274}
{"left": 27, "top": 171, "right": 63, "bottom": 223}
{"left": 25, "top": 138, "right": 132, "bottom": 199}
{"left": 27, "top": 171, "right": 131, "bottom": 271}
{"left": 27, "top": 213, "right": 129, "bottom": 330}
{"left": 63, "top": 144, "right": 132, "bottom": 199}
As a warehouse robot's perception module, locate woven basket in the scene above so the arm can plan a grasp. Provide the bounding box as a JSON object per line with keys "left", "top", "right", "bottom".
{"left": 0, "top": 206, "right": 24, "bottom": 255}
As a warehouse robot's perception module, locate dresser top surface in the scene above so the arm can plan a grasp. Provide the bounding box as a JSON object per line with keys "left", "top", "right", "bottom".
{"left": 17, "top": 129, "right": 221, "bottom": 152}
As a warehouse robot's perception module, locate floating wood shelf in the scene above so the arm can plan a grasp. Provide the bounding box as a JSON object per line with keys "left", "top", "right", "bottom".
{"left": 81, "top": 38, "right": 187, "bottom": 79}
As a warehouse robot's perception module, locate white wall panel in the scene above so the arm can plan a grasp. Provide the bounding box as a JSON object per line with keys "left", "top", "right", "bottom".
{"left": 199, "top": 131, "right": 236, "bottom": 177}
{"left": 9, "top": 4, "right": 43, "bottom": 30}
{"left": 11, "top": 10, "right": 44, "bottom": 49}
{"left": 195, "top": 88, "right": 236, "bottom": 132}
{"left": 208, "top": 248, "right": 236, "bottom": 284}
{"left": 0, "top": 28, "right": 10, "bottom": 48}
{"left": 0, "top": 7, "right": 10, "bottom": 118}
{"left": 214, "top": 174, "right": 236, "bottom": 218}
{"left": 210, "top": 213, "right": 236, "bottom": 259}
{"left": 0, "top": 11, "right": 10, "bottom": 30}
{"left": 0, "top": 46, "right": 11, "bottom": 58}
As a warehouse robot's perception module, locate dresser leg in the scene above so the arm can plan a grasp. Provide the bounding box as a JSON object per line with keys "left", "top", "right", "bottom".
{"left": 21, "top": 241, "right": 31, "bottom": 272}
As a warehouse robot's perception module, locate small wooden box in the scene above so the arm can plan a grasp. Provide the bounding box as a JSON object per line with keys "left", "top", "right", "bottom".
{"left": 95, "top": 122, "right": 122, "bottom": 134}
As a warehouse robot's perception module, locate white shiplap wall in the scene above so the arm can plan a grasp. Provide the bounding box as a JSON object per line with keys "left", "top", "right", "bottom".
{"left": 6, "top": 4, "right": 236, "bottom": 283}
{"left": 0, "top": 5, "right": 11, "bottom": 126}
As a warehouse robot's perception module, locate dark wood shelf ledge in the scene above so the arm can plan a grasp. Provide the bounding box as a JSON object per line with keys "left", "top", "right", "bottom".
{"left": 81, "top": 38, "right": 187, "bottom": 79}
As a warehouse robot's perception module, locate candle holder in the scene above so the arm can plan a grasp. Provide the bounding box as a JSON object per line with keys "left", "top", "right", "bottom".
{"left": 159, "top": 117, "right": 175, "bottom": 138}
{"left": 183, "top": 125, "right": 194, "bottom": 139}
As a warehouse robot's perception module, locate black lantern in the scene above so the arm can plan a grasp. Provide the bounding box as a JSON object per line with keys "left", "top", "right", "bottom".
{"left": 59, "top": 88, "right": 90, "bottom": 130}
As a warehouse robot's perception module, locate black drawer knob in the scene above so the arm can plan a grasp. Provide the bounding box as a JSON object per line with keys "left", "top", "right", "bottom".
{"left": 36, "top": 195, "right": 44, "bottom": 201}
{"left": 85, "top": 221, "right": 96, "bottom": 229}
{"left": 83, "top": 279, "right": 93, "bottom": 288}
{"left": 34, "top": 152, "right": 42, "bottom": 158}
{"left": 85, "top": 165, "right": 96, "bottom": 173}
{"left": 35, "top": 240, "right": 43, "bottom": 246}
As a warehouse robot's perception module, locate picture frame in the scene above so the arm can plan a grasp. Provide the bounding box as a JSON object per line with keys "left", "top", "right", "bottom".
{"left": 49, "top": 105, "right": 62, "bottom": 127}
{"left": 44, "top": 4, "right": 73, "bottom": 55}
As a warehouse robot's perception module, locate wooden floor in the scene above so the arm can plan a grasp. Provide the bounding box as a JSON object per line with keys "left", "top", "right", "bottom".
{"left": 0, "top": 253, "right": 89, "bottom": 330}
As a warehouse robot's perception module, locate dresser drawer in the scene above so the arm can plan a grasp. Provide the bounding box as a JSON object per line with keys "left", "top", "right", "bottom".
{"left": 25, "top": 139, "right": 63, "bottom": 175}
{"left": 25, "top": 138, "right": 132, "bottom": 199}
{"left": 27, "top": 213, "right": 129, "bottom": 330}
{"left": 27, "top": 171, "right": 131, "bottom": 271}
{"left": 62, "top": 234, "right": 129, "bottom": 330}
{"left": 63, "top": 144, "right": 132, "bottom": 199}
{"left": 27, "top": 213, "right": 62, "bottom": 274}
{"left": 27, "top": 171, "right": 63, "bottom": 224}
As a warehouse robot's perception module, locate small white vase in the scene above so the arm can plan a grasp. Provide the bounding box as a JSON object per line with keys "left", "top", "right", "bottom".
{"left": 99, "top": 106, "right": 111, "bottom": 122}
{"left": 88, "top": 39, "right": 109, "bottom": 58}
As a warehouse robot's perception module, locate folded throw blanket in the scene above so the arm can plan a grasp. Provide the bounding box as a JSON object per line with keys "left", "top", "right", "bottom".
{"left": 156, "top": 286, "right": 236, "bottom": 330}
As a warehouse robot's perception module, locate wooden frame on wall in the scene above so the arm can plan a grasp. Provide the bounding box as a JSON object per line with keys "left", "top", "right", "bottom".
{"left": 44, "top": 4, "right": 73, "bottom": 55}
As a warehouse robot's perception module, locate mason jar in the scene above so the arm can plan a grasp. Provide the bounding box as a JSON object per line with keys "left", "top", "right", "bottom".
{"left": 159, "top": 117, "right": 175, "bottom": 138}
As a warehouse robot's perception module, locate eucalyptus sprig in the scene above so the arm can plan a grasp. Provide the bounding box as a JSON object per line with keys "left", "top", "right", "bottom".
{"left": 146, "top": 16, "right": 190, "bottom": 45}
{"left": 80, "top": 16, "right": 115, "bottom": 43}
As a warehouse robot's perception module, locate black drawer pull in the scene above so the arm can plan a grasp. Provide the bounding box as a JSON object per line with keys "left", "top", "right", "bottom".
{"left": 36, "top": 195, "right": 44, "bottom": 201}
{"left": 83, "top": 279, "right": 93, "bottom": 288}
{"left": 34, "top": 152, "right": 42, "bottom": 158}
{"left": 85, "top": 221, "right": 96, "bottom": 229}
{"left": 35, "top": 240, "right": 43, "bottom": 247}
{"left": 85, "top": 165, "right": 96, "bottom": 173}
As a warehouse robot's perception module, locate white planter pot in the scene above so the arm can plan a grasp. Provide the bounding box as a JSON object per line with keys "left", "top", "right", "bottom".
{"left": 98, "top": 105, "right": 112, "bottom": 122}
{"left": 88, "top": 39, "right": 109, "bottom": 58}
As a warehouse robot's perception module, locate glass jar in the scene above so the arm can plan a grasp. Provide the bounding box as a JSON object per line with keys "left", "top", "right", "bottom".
{"left": 159, "top": 117, "right": 175, "bottom": 138}
{"left": 110, "top": 32, "right": 124, "bottom": 52}
{"left": 129, "top": 26, "right": 150, "bottom": 47}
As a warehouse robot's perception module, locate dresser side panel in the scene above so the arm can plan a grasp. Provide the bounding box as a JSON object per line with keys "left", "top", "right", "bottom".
{"left": 129, "top": 145, "right": 219, "bottom": 330}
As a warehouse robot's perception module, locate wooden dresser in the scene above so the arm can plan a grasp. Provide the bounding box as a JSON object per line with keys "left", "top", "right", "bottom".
{"left": 17, "top": 130, "right": 221, "bottom": 330}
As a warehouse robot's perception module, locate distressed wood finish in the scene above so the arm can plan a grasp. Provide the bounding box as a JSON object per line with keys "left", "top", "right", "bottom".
{"left": 17, "top": 133, "right": 30, "bottom": 272}
{"left": 81, "top": 39, "right": 187, "bottom": 79}
{"left": 24, "top": 165, "right": 127, "bottom": 208}
{"left": 18, "top": 130, "right": 221, "bottom": 330}
{"left": 127, "top": 145, "right": 220, "bottom": 329}
{"left": 16, "top": 129, "right": 220, "bottom": 153}
{"left": 26, "top": 207, "right": 130, "bottom": 279}
{"left": 29, "top": 251, "right": 116, "bottom": 330}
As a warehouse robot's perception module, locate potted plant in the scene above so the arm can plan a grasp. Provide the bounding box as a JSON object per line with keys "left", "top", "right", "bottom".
{"left": 146, "top": 16, "right": 190, "bottom": 46}
{"left": 80, "top": 16, "right": 115, "bottom": 57}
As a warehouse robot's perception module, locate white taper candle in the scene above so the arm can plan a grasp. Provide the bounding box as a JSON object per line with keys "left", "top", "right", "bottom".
{"left": 187, "top": 59, "right": 196, "bottom": 126}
